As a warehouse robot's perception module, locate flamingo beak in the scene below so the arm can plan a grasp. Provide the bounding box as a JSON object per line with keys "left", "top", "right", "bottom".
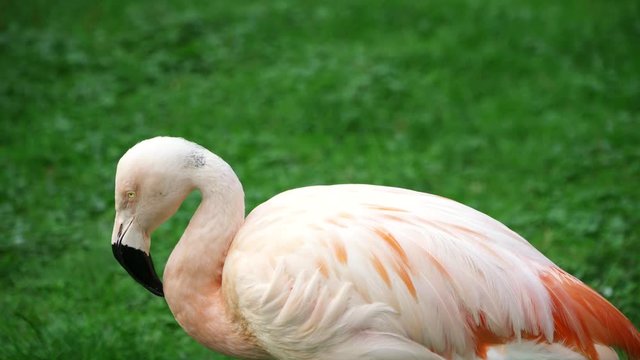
{"left": 112, "top": 217, "right": 164, "bottom": 297}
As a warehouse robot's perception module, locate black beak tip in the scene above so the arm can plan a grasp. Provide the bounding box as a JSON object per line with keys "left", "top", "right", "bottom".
{"left": 112, "top": 243, "right": 164, "bottom": 298}
{"left": 146, "top": 282, "right": 164, "bottom": 297}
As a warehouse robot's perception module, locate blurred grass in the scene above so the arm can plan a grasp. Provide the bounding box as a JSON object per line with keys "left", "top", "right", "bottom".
{"left": 1, "top": 0, "right": 639, "bottom": 359}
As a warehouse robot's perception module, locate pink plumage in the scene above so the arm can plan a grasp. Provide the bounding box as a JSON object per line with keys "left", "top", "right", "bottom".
{"left": 112, "top": 137, "right": 640, "bottom": 360}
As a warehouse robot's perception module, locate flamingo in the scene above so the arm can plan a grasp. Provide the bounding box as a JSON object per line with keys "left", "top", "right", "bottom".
{"left": 111, "top": 136, "right": 640, "bottom": 360}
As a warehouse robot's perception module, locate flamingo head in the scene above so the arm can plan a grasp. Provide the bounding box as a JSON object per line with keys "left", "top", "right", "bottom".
{"left": 111, "top": 137, "right": 203, "bottom": 297}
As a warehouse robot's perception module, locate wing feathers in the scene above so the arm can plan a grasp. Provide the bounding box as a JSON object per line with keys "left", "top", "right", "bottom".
{"left": 541, "top": 268, "right": 640, "bottom": 360}
{"left": 227, "top": 185, "right": 639, "bottom": 360}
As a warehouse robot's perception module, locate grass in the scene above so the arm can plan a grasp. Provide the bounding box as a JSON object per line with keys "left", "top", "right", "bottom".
{"left": 1, "top": 0, "right": 639, "bottom": 358}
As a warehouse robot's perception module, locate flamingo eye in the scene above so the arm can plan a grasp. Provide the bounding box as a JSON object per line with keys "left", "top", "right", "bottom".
{"left": 127, "top": 191, "right": 136, "bottom": 199}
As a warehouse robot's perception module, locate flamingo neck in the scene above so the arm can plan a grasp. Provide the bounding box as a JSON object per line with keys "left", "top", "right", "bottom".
{"left": 163, "top": 157, "right": 268, "bottom": 359}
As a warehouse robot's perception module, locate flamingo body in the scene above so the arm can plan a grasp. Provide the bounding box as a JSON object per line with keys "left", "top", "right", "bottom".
{"left": 226, "top": 185, "right": 638, "bottom": 359}
{"left": 111, "top": 137, "right": 640, "bottom": 360}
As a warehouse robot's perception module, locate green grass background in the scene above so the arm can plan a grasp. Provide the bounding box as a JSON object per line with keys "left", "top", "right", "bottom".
{"left": 1, "top": 0, "right": 638, "bottom": 359}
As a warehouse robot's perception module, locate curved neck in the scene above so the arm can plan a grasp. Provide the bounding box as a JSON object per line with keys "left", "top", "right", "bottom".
{"left": 162, "top": 155, "right": 268, "bottom": 359}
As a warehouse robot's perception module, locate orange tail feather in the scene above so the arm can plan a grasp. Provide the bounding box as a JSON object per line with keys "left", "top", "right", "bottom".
{"left": 540, "top": 268, "right": 640, "bottom": 360}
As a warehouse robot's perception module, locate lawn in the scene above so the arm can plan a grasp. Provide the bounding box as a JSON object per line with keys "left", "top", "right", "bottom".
{"left": 1, "top": 0, "right": 638, "bottom": 359}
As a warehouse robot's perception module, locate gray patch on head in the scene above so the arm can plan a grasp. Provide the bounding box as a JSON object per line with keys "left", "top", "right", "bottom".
{"left": 186, "top": 150, "right": 206, "bottom": 168}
